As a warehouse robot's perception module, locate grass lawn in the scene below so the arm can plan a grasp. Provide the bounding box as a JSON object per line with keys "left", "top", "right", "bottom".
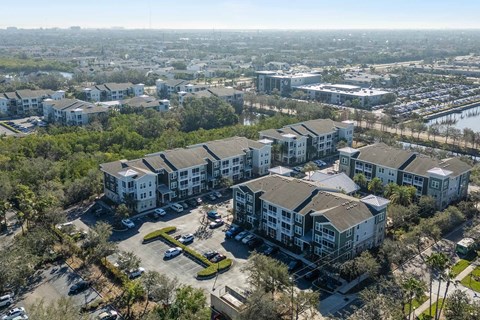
{"left": 404, "top": 295, "right": 428, "bottom": 315}
{"left": 451, "top": 259, "right": 471, "bottom": 277}
{"left": 460, "top": 266, "right": 480, "bottom": 292}
{"left": 419, "top": 298, "right": 444, "bottom": 320}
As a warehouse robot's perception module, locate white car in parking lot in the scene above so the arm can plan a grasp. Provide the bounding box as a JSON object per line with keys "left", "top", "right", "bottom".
{"left": 241, "top": 234, "right": 255, "bottom": 244}
{"left": 128, "top": 267, "right": 145, "bottom": 279}
{"left": 121, "top": 219, "right": 135, "bottom": 229}
{"left": 178, "top": 233, "right": 194, "bottom": 244}
{"left": 154, "top": 208, "right": 166, "bottom": 216}
{"left": 164, "top": 247, "right": 183, "bottom": 258}
{"left": 0, "top": 294, "right": 13, "bottom": 308}
{"left": 235, "top": 231, "right": 249, "bottom": 241}
{"left": 2, "top": 307, "right": 27, "bottom": 320}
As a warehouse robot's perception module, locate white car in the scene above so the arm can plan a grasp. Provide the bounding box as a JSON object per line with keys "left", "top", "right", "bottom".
{"left": 121, "top": 219, "right": 135, "bottom": 229}
{"left": 164, "top": 247, "right": 183, "bottom": 258}
{"left": 178, "top": 233, "right": 194, "bottom": 244}
{"left": 214, "top": 191, "right": 222, "bottom": 198}
{"left": 97, "top": 310, "right": 118, "bottom": 320}
{"left": 0, "top": 294, "right": 13, "bottom": 308}
{"left": 2, "top": 307, "right": 27, "bottom": 320}
{"left": 242, "top": 234, "right": 255, "bottom": 244}
{"left": 128, "top": 267, "right": 145, "bottom": 279}
{"left": 170, "top": 203, "right": 184, "bottom": 213}
{"left": 235, "top": 231, "right": 249, "bottom": 241}
{"left": 154, "top": 208, "right": 166, "bottom": 216}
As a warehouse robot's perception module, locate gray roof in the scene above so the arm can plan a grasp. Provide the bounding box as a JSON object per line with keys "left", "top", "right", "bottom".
{"left": 356, "top": 143, "right": 413, "bottom": 169}
{"left": 260, "top": 179, "right": 318, "bottom": 211}
{"left": 260, "top": 118, "right": 347, "bottom": 140}
{"left": 309, "top": 172, "right": 360, "bottom": 194}
{"left": 100, "top": 160, "right": 149, "bottom": 180}
{"left": 103, "top": 82, "right": 134, "bottom": 91}
{"left": 13, "top": 89, "right": 54, "bottom": 99}
{"left": 158, "top": 148, "right": 208, "bottom": 171}
{"left": 314, "top": 202, "right": 374, "bottom": 232}
{"left": 207, "top": 87, "right": 243, "bottom": 97}
{"left": 122, "top": 96, "right": 159, "bottom": 108}
{"left": 196, "top": 137, "right": 263, "bottom": 160}
{"left": 48, "top": 99, "right": 107, "bottom": 114}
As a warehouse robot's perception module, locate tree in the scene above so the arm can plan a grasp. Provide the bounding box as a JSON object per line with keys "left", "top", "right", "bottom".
{"left": 353, "top": 173, "right": 368, "bottom": 189}
{"left": 116, "top": 203, "right": 131, "bottom": 222}
{"left": 426, "top": 252, "right": 449, "bottom": 319}
{"left": 243, "top": 252, "right": 290, "bottom": 296}
{"left": 444, "top": 289, "right": 478, "bottom": 320}
{"left": 123, "top": 280, "right": 145, "bottom": 318}
{"left": 418, "top": 195, "right": 437, "bottom": 218}
{"left": 401, "top": 276, "right": 426, "bottom": 320}
{"left": 240, "top": 290, "right": 283, "bottom": 320}
{"left": 152, "top": 285, "right": 209, "bottom": 320}
{"left": 83, "top": 221, "right": 116, "bottom": 264}
{"left": 116, "top": 251, "right": 141, "bottom": 273}
{"left": 28, "top": 297, "right": 88, "bottom": 320}
{"left": 142, "top": 271, "right": 178, "bottom": 308}
{"left": 389, "top": 185, "right": 417, "bottom": 206}
{"left": 302, "top": 162, "right": 318, "bottom": 180}
{"left": 387, "top": 204, "right": 418, "bottom": 230}
{"left": 437, "top": 270, "right": 455, "bottom": 320}
{"left": 367, "top": 177, "right": 383, "bottom": 195}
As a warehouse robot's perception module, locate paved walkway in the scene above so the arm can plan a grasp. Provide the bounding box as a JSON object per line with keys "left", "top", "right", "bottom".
{"left": 411, "top": 260, "right": 478, "bottom": 318}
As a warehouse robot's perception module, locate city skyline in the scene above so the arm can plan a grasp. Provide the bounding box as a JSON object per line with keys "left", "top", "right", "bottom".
{"left": 2, "top": 0, "right": 480, "bottom": 30}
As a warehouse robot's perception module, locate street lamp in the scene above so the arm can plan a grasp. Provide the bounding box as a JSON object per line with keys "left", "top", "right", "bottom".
{"left": 289, "top": 276, "right": 295, "bottom": 320}
{"left": 212, "top": 261, "right": 220, "bottom": 291}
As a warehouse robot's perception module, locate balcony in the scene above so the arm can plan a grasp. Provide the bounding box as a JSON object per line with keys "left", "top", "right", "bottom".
{"left": 281, "top": 228, "right": 293, "bottom": 236}
{"left": 364, "top": 166, "right": 373, "bottom": 173}
{"left": 355, "top": 164, "right": 364, "bottom": 171}
{"left": 403, "top": 177, "right": 412, "bottom": 184}
{"left": 322, "top": 234, "right": 336, "bottom": 242}
{"left": 413, "top": 179, "right": 423, "bottom": 187}
{"left": 267, "top": 221, "right": 277, "bottom": 229}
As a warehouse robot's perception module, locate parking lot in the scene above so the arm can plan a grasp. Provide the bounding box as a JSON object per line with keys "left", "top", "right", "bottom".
{"left": 11, "top": 263, "right": 100, "bottom": 319}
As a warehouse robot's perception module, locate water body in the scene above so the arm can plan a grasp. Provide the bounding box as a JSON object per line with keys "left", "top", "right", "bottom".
{"left": 239, "top": 111, "right": 263, "bottom": 126}
{"left": 399, "top": 141, "right": 479, "bottom": 161}
{"left": 427, "top": 104, "right": 480, "bottom": 131}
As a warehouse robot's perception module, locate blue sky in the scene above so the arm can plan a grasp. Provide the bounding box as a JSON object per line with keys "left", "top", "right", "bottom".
{"left": 2, "top": 0, "right": 480, "bottom": 29}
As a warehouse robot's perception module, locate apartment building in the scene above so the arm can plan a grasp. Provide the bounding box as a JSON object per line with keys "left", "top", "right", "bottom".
{"left": 232, "top": 175, "right": 388, "bottom": 260}
{"left": 295, "top": 83, "right": 390, "bottom": 108}
{"left": 0, "top": 96, "right": 8, "bottom": 115}
{"left": 339, "top": 143, "right": 472, "bottom": 209}
{"left": 43, "top": 98, "right": 107, "bottom": 126}
{"left": 155, "top": 79, "right": 210, "bottom": 98}
{"left": 2, "top": 89, "right": 65, "bottom": 116}
{"left": 83, "top": 82, "right": 144, "bottom": 102}
{"left": 100, "top": 137, "right": 272, "bottom": 212}
{"left": 122, "top": 96, "right": 170, "bottom": 112}
{"left": 259, "top": 119, "right": 354, "bottom": 165}
{"left": 180, "top": 87, "right": 244, "bottom": 106}
{"left": 255, "top": 71, "right": 321, "bottom": 95}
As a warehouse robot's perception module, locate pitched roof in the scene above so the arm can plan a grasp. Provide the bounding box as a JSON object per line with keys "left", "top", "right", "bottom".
{"left": 356, "top": 143, "right": 413, "bottom": 169}
{"left": 314, "top": 202, "right": 374, "bottom": 232}
{"left": 15, "top": 89, "right": 54, "bottom": 99}
{"left": 309, "top": 172, "right": 360, "bottom": 194}
{"left": 47, "top": 98, "right": 107, "bottom": 114}
{"left": 103, "top": 82, "right": 134, "bottom": 91}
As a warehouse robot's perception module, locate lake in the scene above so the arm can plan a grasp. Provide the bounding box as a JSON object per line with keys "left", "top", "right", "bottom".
{"left": 427, "top": 104, "right": 480, "bottom": 132}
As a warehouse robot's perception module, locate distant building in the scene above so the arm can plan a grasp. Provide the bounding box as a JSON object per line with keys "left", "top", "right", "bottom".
{"left": 180, "top": 87, "right": 244, "bottom": 106}
{"left": 259, "top": 119, "right": 354, "bottom": 165}
{"left": 100, "top": 136, "right": 272, "bottom": 212}
{"left": 122, "top": 95, "right": 170, "bottom": 112}
{"left": 255, "top": 71, "right": 321, "bottom": 95}
{"left": 295, "top": 83, "right": 390, "bottom": 108}
{"left": 1, "top": 89, "right": 65, "bottom": 116}
{"left": 339, "top": 143, "right": 472, "bottom": 209}
{"left": 343, "top": 71, "right": 396, "bottom": 88}
{"left": 155, "top": 79, "right": 209, "bottom": 98}
{"left": 232, "top": 175, "right": 388, "bottom": 259}
{"left": 83, "top": 83, "right": 144, "bottom": 102}
{"left": 43, "top": 98, "right": 107, "bottom": 126}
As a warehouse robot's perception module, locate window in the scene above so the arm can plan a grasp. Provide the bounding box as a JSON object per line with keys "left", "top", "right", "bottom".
{"left": 346, "top": 228, "right": 352, "bottom": 237}
{"left": 341, "top": 157, "right": 348, "bottom": 165}
{"left": 295, "top": 214, "right": 303, "bottom": 223}
{"left": 247, "top": 205, "right": 252, "bottom": 213}
{"left": 268, "top": 205, "right": 277, "bottom": 213}
{"left": 314, "top": 246, "right": 321, "bottom": 255}
{"left": 378, "top": 212, "right": 385, "bottom": 222}
{"left": 314, "top": 234, "right": 321, "bottom": 243}
{"left": 430, "top": 180, "right": 440, "bottom": 189}
{"left": 315, "top": 222, "right": 322, "bottom": 231}
{"left": 294, "top": 238, "right": 302, "bottom": 246}
{"left": 295, "top": 226, "right": 302, "bottom": 235}
{"left": 378, "top": 167, "right": 384, "bottom": 174}
{"left": 281, "top": 210, "right": 291, "bottom": 220}
{"left": 170, "top": 182, "right": 177, "bottom": 189}
{"left": 247, "top": 194, "right": 253, "bottom": 202}
{"left": 345, "top": 240, "right": 352, "bottom": 249}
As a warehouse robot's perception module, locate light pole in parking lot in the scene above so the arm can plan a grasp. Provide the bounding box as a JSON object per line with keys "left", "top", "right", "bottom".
{"left": 212, "top": 262, "right": 220, "bottom": 291}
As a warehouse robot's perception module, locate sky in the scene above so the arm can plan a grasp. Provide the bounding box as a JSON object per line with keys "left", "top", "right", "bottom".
{"left": 1, "top": 0, "right": 480, "bottom": 30}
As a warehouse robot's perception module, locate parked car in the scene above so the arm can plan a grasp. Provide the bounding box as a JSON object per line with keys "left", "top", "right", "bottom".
{"left": 170, "top": 203, "right": 184, "bottom": 213}
{"left": 225, "top": 226, "right": 244, "bottom": 238}
{"left": 0, "top": 294, "right": 13, "bottom": 308}
{"left": 235, "top": 231, "right": 249, "bottom": 241}
{"left": 196, "top": 197, "right": 203, "bottom": 205}
{"left": 287, "top": 259, "right": 303, "bottom": 273}
{"left": 154, "top": 208, "right": 167, "bottom": 216}
{"left": 203, "top": 250, "right": 219, "bottom": 260}
{"left": 9, "top": 316, "right": 28, "bottom": 320}
{"left": 292, "top": 166, "right": 303, "bottom": 172}
{"left": 304, "top": 269, "right": 320, "bottom": 281}
{"left": 69, "top": 280, "right": 90, "bottom": 294}
{"left": 210, "top": 253, "right": 226, "bottom": 263}
{"left": 1, "top": 307, "right": 26, "bottom": 320}
{"left": 128, "top": 267, "right": 145, "bottom": 279}
{"left": 97, "top": 310, "right": 118, "bottom": 320}
{"left": 178, "top": 233, "right": 194, "bottom": 244}
{"left": 209, "top": 219, "right": 224, "bottom": 229}
{"left": 247, "top": 237, "right": 264, "bottom": 250}
{"left": 214, "top": 191, "right": 222, "bottom": 198}
{"left": 121, "top": 219, "right": 135, "bottom": 229}
{"left": 242, "top": 234, "right": 256, "bottom": 244}
{"left": 207, "top": 210, "right": 221, "bottom": 220}
{"left": 207, "top": 194, "right": 216, "bottom": 201}
{"left": 178, "top": 202, "right": 189, "bottom": 209}
{"left": 186, "top": 199, "right": 197, "bottom": 207}
{"left": 164, "top": 247, "right": 183, "bottom": 258}
{"left": 262, "top": 245, "right": 279, "bottom": 256}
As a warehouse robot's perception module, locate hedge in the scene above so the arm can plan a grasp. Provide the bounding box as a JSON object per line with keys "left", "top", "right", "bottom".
{"left": 100, "top": 258, "right": 129, "bottom": 285}
{"left": 143, "top": 226, "right": 177, "bottom": 242}
{"left": 145, "top": 226, "right": 232, "bottom": 278}
{"left": 0, "top": 122, "right": 20, "bottom": 133}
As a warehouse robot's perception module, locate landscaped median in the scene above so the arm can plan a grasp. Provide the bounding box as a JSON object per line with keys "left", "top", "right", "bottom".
{"left": 0, "top": 122, "right": 20, "bottom": 133}
{"left": 143, "top": 227, "right": 232, "bottom": 279}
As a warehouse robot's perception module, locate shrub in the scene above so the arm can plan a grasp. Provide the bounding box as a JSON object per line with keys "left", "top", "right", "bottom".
{"left": 143, "top": 226, "right": 177, "bottom": 242}
{"left": 100, "top": 259, "right": 129, "bottom": 285}
{"left": 81, "top": 298, "right": 104, "bottom": 312}
{"left": 147, "top": 226, "right": 233, "bottom": 278}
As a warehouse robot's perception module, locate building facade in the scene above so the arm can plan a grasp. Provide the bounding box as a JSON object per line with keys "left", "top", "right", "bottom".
{"left": 338, "top": 143, "right": 472, "bottom": 209}
{"left": 100, "top": 137, "right": 272, "bottom": 212}
{"left": 259, "top": 119, "right": 354, "bottom": 165}
{"left": 43, "top": 98, "right": 107, "bottom": 126}
{"left": 255, "top": 71, "right": 321, "bottom": 95}
{"left": 232, "top": 175, "right": 388, "bottom": 260}
{"left": 84, "top": 83, "right": 144, "bottom": 102}
{"left": 1, "top": 89, "right": 65, "bottom": 116}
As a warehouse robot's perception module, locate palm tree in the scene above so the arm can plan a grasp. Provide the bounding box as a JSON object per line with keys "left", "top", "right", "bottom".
{"left": 437, "top": 269, "right": 454, "bottom": 320}
{"left": 302, "top": 162, "right": 318, "bottom": 180}
{"left": 353, "top": 173, "right": 367, "bottom": 189}
{"left": 402, "top": 276, "right": 426, "bottom": 320}
{"left": 367, "top": 177, "right": 383, "bottom": 195}
{"left": 389, "top": 185, "right": 416, "bottom": 206}
{"left": 384, "top": 183, "right": 398, "bottom": 199}
{"left": 426, "top": 253, "right": 449, "bottom": 320}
